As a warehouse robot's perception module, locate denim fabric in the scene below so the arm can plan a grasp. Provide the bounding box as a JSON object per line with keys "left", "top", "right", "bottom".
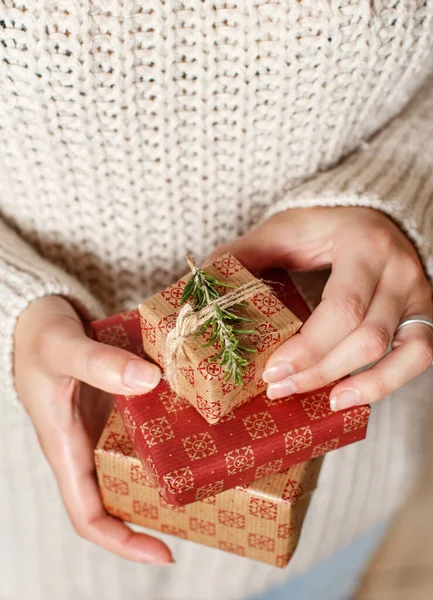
{"left": 252, "top": 521, "right": 390, "bottom": 600}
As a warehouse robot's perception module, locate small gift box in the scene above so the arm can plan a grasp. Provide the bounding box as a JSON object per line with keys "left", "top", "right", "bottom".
{"left": 91, "top": 273, "right": 370, "bottom": 506}
{"left": 138, "top": 254, "right": 302, "bottom": 423}
{"left": 95, "top": 406, "right": 323, "bottom": 567}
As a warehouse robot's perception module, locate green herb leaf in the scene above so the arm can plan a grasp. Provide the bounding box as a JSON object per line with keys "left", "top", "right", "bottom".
{"left": 181, "top": 255, "right": 258, "bottom": 386}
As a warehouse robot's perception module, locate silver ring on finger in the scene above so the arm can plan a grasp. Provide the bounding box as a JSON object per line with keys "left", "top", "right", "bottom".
{"left": 396, "top": 314, "right": 433, "bottom": 335}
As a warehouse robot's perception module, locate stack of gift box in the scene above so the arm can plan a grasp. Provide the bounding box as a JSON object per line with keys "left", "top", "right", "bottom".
{"left": 93, "top": 255, "right": 370, "bottom": 567}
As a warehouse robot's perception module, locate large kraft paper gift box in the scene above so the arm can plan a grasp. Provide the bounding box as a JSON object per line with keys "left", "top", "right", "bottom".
{"left": 95, "top": 406, "right": 324, "bottom": 567}
{"left": 91, "top": 271, "right": 371, "bottom": 506}
{"left": 138, "top": 254, "right": 303, "bottom": 424}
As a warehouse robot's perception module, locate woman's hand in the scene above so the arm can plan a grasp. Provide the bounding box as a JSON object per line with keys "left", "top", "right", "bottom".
{"left": 209, "top": 207, "right": 433, "bottom": 410}
{"left": 14, "top": 296, "right": 173, "bottom": 564}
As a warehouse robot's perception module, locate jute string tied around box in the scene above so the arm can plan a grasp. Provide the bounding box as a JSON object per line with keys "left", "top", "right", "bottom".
{"left": 164, "top": 278, "right": 271, "bottom": 393}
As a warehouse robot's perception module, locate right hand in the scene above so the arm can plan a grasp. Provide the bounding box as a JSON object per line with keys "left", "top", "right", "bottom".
{"left": 14, "top": 295, "right": 173, "bottom": 564}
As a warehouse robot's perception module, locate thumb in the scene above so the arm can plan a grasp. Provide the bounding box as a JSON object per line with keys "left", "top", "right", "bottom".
{"left": 41, "top": 317, "right": 161, "bottom": 395}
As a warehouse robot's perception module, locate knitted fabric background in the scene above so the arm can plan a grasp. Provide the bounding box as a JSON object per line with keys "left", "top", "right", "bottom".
{"left": 1, "top": 1, "right": 433, "bottom": 599}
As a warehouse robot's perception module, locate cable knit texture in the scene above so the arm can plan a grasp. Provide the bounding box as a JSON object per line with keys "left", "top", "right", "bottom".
{"left": 1, "top": 1, "right": 433, "bottom": 599}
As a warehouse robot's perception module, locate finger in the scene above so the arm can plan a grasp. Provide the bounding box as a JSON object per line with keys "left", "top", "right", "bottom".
{"left": 206, "top": 208, "right": 336, "bottom": 273}
{"left": 64, "top": 459, "right": 173, "bottom": 564}
{"left": 263, "top": 247, "right": 385, "bottom": 385}
{"left": 36, "top": 381, "right": 173, "bottom": 564}
{"left": 206, "top": 221, "right": 290, "bottom": 273}
{"left": 267, "top": 284, "right": 405, "bottom": 399}
{"left": 40, "top": 318, "right": 161, "bottom": 395}
{"left": 79, "top": 384, "right": 115, "bottom": 445}
{"left": 329, "top": 322, "right": 433, "bottom": 410}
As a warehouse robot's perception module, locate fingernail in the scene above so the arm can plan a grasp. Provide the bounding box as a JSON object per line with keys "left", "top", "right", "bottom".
{"left": 124, "top": 359, "right": 161, "bottom": 392}
{"left": 267, "top": 378, "right": 297, "bottom": 400}
{"left": 330, "top": 389, "right": 361, "bottom": 412}
{"left": 262, "top": 360, "right": 295, "bottom": 384}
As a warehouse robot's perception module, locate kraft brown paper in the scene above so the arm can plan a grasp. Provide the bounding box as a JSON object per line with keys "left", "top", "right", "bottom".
{"left": 138, "top": 254, "right": 302, "bottom": 424}
{"left": 95, "top": 406, "right": 323, "bottom": 567}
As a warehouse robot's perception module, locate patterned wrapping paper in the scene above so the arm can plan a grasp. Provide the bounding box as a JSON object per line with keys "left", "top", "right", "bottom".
{"left": 91, "top": 270, "right": 371, "bottom": 506}
{"left": 95, "top": 406, "right": 324, "bottom": 568}
{"left": 138, "top": 254, "right": 302, "bottom": 423}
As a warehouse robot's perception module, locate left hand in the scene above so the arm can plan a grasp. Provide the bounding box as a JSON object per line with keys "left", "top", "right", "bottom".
{"left": 208, "top": 207, "right": 433, "bottom": 410}
{"left": 14, "top": 296, "right": 171, "bottom": 564}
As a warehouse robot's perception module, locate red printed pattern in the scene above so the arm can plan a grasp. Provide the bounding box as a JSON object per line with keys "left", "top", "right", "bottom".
{"left": 255, "top": 459, "right": 284, "bottom": 478}
{"left": 301, "top": 393, "right": 333, "bottom": 420}
{"left": 141, "top": 417, "right": 175, "bottom": 447}
{"left": 249, "top": 498, "right": 278, "bottom": 521}
{"left": 195, "top": 394, "right": 221, "bottom": 423}
{"left": 163, "top": 467, "right": 196, "bottom": 495}
{"left": 284, "top": 427, "right": 313, "bottom": 454}
{"left": 92, "top": 270, "right": 370, "bottom": 507}
{"left": 312, "top": 438, "right": 340, "bottom": 458}
{"left": 343, "top": 407, "right": 370, "bottom": 433}
{"left": 161, "top": 280, "right": 185, "bottom": 308}
{"left": 133, "top": 500, "right": 159, "bottom": 520}
{"left": 130, "top": 464, "right": 151, "bottom": 486}
{"left": 100, "top": 449, "right": 308, "bottom": 568}
{"left": 249, "top": 322, "right": 281, "bottom": 353}
{"left": 278, "top": 523, "right": 295, "bottom": 539}
{"left": 103, "top": 432, "right": 134, "bottom": 456}
{"left": 218, "top": 510, "right": 246, "bottom": 529}
{"left": 96, "top": 324, "right": 129, "bottom": 348}
{"left": 196, "top": 481, "right": 224, "bottom": 500}
{"left": 97, "top": 406, "right": 324, "bottom": 568}
{"left": 183, "top": 433, "right": 218, "bottom": 461}
{"left": 251, "top": 291, "right": 284, "bottom": 316}
{"left": 157, "top": 314, "right": 177, "bottom": 335}
{"left": 122, "top": 407, "right": 137, "bottom": 442}
{"left": 213, "top": 255, "right": 244, "bottom": 277}
{"left": 225, "top": 446, "right": 255, "bottom": 475}
{"left": 282, "top": 480, "right": 304, "bottom": 504}
{"left": 197, "top": 358, "right": 225, "bottom": 382}
{"left": 161, "top": 524, "right": 188, "bottom": 539}
{"left": 201, "top": 495, "right": 217, "bottom": 505}
{"left": 159, "top": 390, "right": 190, "bottom": 413}
{"left": 248, "top": 533, "right": 275, "bottom": 552}
{"left": 179, "top": 366, "right": 195, "bottom": 386}
{"left": 120, "top": 310, "right": 139, "bottom": 322}
{"left": 143, "top": 457, "right": 160, "bottom": 487}
{"left": 103, "top": 475, "right": 129, "bottom": 496}
{"left": 140, "top": 315, "right": 156, "bottom": 344}
{"left": 243, "top": 411, "right": 278, "bottom": 440}
{"left": 219, "top": 541, "right": 245, "bottom": 556}
{"left": 189, "top": 518, "right": 216, "bottom": 537}
{"left": 276, "top": 553, "right": 294, "bottom": 568}
{"left": 159, "top": 497, "right": 187, "bottom": 512}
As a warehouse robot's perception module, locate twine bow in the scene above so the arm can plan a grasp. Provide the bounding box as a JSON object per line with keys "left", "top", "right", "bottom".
{"left": 164, "top": 279, "right": 270, "bottom": 392}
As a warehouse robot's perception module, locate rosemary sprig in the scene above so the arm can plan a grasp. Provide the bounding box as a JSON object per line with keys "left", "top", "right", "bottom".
{"left": 180, "top": 256, "right": 256, "bottom": 386}
{"left": 180, "top": 255, "right": 236, "bottom": 308}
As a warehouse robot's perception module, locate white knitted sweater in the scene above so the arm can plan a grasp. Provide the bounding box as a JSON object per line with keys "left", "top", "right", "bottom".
{"left": 1, "top": 2, "right": 433, "bottom": 599}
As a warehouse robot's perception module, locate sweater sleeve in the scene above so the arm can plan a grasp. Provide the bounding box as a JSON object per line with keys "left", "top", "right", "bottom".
{"left": 262, "top": 74, "right": 433, "bottom": 282}
{"left": 0, "top": 222, "right": 105, "bottom": 406}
